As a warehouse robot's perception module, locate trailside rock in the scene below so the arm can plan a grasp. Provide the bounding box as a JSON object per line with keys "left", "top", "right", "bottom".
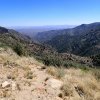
{"left": 1, "top": 81, "right": 10, "bottom": 88}
{"left": 11, "top": 81, "right": 17, "bottom": 91}
{"left": 47, "top": 78, "right": 63, "bottom": 89}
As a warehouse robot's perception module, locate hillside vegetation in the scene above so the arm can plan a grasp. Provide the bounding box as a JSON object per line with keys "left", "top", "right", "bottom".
{"left": 0, "top": 26, "right": 93, "bottom": 68}
{"left": 0, "top": 25, "right": 100, "bottom": 100}
{"left": 0, "top": 47, "right": 100, "bottom": 100}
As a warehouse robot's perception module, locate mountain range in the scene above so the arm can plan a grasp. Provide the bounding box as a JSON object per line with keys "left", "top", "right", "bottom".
{"left": 0, "top": 23, "right": 100, "bottom": 66}
{"left": 34, "top": 22, "right": 100, "bottom": 57}
{"left": 12, "top": 25, "right": 75, "bottom": 41}
{"left": 0, "top": 26, "right": 94, "bottom": 67}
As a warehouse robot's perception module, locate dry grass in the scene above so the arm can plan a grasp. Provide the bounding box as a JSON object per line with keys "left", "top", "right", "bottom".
{"left": 0, "top": 47, "right": 100, "bottom": 100}
{"left": 46, "top": 66, "right": 57, "bottom": 76}
{"left": 0, "top": 47, "right": 43, "bottom": 67}
{"left": 24, "top": 70, "right": 34, "bottom": 79}
{"left": 47, "top": 66, "right": 100, "bottom": 100}
{"left": 46, "top": 66, "right": 66, "bottom": 79}
{"left": 0, "top": 89, "right": 11, "bottom": 98}
{"left": 0, "top": 47, "right": 42, "bottom": 98}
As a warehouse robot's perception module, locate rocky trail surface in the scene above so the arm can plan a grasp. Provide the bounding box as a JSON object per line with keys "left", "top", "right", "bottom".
{"left": 0, "top": 48, "right": 63, "bottom": 100}
{"left": 12, "top": 66, "right": 62, "bottom": 100}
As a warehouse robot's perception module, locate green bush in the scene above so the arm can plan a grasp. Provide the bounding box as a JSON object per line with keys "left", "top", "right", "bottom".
{"left": 43, "top": 55, "right": 62, "bottom": 66}
{"left": 13, "top": 43, "right": 27, "bottom": 56}
{"left": 63, "top": 63, "right": 69, "bottom": 68}
{"left": 92, "top": 54, "right": 100, "bottom": 66}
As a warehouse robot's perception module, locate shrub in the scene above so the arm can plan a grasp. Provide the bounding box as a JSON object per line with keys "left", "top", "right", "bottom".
{"left": 13, "top": 43, "right": 27, "bottom": 56}
{"left": 56, "top": 68, "right": 66, "bottom": 79}
{"left": 92, "top": 69, "right": 100, "bottom": 80}
{"left": 47, "top": 67, "right": 66, "bottom": 79}
{"left": 61, "top": 82, "right": 73, "bottom": 97}
{"left": 43, "top": 55, "right": 62, "bottom": 66}
{"left": 92, "top": 54, "right": 100, "bottom": 66}
{"left": 63, "top": 62, "right": 69, "bottom": 68}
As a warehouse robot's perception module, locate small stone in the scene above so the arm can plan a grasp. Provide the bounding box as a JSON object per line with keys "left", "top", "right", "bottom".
{"left": 1, "top": 81, "right": 10, "bottom": 88}
{"left": 11, "top": 81, "right": 17, "bottom": 90}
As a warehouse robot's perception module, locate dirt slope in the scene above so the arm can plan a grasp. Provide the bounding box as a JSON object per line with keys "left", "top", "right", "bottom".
{"left": 0, "top": 47, "right": 62, "bottom": 100}
{"left": 0, "top": 47, "right": 100, "bottom": 100}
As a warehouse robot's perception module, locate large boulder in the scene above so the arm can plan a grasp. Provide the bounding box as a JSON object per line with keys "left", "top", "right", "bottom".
{"left": 47, "top": 78, "right": 63, "bottom": 89}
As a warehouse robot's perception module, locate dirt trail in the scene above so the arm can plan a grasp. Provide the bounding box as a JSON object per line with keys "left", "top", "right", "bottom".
{"left": 0, "top": 65, "right": 62, "bottom": 100}
{"left": 0, "top": 48, "right": 62, "bottom": 100}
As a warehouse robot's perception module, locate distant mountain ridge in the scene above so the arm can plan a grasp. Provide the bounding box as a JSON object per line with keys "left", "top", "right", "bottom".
{"left": 0, "top": 26, "right": 55, "bottom": 57}
{"left": 12, "top": 25, "right": 75, "bottom": 41}
{"left": 35, "top": 22, "right": 100, "bottom": 42}
{"left": 0, "top": 26, "right": 8, "bottom": 33}
{"left": 37, "top": 22, "right": 100, "bottom": 56}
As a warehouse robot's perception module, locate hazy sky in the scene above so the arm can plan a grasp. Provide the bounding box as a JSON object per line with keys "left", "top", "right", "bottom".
{"left": 0, "top": 0, "right": 100, "bottom": 26}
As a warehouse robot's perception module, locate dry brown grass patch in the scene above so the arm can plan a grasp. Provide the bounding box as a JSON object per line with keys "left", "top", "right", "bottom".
{"left": 46, "top": 66, "right": 66, "bottom": 79}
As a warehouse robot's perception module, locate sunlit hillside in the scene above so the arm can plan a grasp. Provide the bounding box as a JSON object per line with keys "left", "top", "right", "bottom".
{"left": 0, "top": 47, "right": 100, "bottom": 100}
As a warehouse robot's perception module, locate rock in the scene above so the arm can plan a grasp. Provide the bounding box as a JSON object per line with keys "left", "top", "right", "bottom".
{"left": 47, "top": 78, "right": 63, "bottom": 89}
{"left": 11, "top": 81, "right": 17, "bottom": 90}
{"left": 1, "top": 81, "right": 10, "bottom": 88}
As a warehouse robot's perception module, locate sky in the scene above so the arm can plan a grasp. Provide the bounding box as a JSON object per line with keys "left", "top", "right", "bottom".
{"left": 0, "top": 0, "right": 100, "bottom": 27}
